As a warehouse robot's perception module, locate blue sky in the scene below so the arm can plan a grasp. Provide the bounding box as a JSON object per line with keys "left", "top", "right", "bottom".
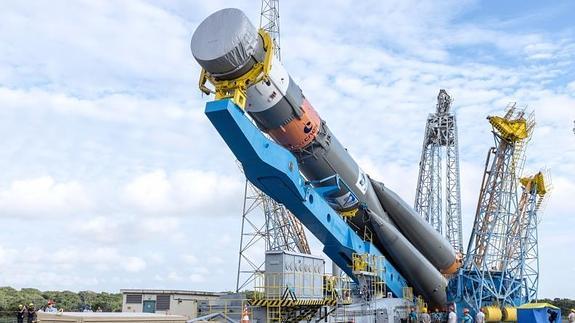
{"left": 0, "top": 0, "right": 573, "bottom": 298}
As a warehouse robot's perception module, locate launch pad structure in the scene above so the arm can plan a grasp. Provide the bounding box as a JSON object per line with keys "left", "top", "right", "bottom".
{"left": 188, "top": 6, "right": 549, "bottom": 323}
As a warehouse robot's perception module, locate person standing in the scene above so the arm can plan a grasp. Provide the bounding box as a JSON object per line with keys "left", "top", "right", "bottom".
{"left": 45, "top": 301, "right": 58, "bottom": 313}
{"left": 447, "top": 305, "right": 457, "bottom": 323}
{"left": 547, "top": 309, "right": 558, "bottom": 323}
{"left": 409, "top": 307, "right": 418, "bottom": 323}
{"left": 431, "top": 308, "right": 442, "bottom": 323}
{"left": 462, "top": 308, "right": 473, "bottom": 323}
{"left": 420, "top": 308, "right": 431, "bottom": 323}
{"left": 27, "top": 303, "right": 37, "bottom": 323}
{"left": 16, "top": 305, "right": 26, "bottom": 323}
{"left": 568, "top": 309, "right": 575, "bottom": 323}
{"left": 475, "top": 308, "right": 485, "bottom": 323}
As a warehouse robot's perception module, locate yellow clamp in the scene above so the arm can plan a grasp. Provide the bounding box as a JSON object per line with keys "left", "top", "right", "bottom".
{"left": 198, "top": 29, "right": 274, "bottom": 109}
{"left": 340, "top": 208, "right": 358, "bottom": 218}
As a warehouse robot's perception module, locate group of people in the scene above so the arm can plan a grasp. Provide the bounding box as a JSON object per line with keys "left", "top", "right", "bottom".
{"left": 407, "top": 305, "right": 484, "bottom": 323}
{"left": 16, "top": 302, "right": 60, "bottom": 323}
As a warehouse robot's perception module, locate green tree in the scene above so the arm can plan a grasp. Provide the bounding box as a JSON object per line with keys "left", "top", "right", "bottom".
{"left": 0, "top": 287, "right": 122, "bottom": 313}
{"left": 539, "top": 298, "right": 575, "bottom": 317}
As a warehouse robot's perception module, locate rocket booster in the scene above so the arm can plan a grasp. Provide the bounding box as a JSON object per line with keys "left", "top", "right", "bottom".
{"left": 191, "top": 8, "right": 460, "bottom": 306}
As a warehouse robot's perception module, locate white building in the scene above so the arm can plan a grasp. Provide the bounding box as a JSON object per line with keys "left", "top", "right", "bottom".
{"left": 121, "top": 289, "right": 223, "bottom": 319}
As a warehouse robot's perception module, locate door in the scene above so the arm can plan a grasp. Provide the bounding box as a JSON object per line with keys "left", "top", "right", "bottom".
{"left": 142, "top": 300, "right": 156, "bottom": 313}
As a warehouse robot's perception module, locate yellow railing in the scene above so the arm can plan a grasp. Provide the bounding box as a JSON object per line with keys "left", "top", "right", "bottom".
{"left": 351, "top": 253, "right": 386, "bottom": 300}
{"left": 195, "top": 298, "right": 253, "bottom": 321}
{"left": 403, "top": 287, "right": 414, "bottom": 300}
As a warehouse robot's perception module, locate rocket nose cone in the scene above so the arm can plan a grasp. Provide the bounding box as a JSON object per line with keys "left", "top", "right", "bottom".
{"left": 191, "top": 8, "right": 260, "bottom": 76}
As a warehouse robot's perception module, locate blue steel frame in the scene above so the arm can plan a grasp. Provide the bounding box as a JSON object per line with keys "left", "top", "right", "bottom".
{"left": 205, "top": 99, "right": 408, "bottom": 297}
{"left": 449, "top": 112, "right": 536, "bottom": 317}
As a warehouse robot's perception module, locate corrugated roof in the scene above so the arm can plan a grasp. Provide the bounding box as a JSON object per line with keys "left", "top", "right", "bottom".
{"left": 120, "top": 289, "right": 223, "bottom": 296}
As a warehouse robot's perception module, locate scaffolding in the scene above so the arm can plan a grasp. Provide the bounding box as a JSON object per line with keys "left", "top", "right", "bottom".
{"left": 351, "top": 253, "right": 386, "bottom": 302}
{"left": 414, "top": 89, "right": 464, "bottom": 253}
{"left": 236, "top": 180, "right": 311, "bottom": 291}
{"left": 506, "top": 171, "right": 550, "bottom": 301}
{"left": 260, "top": 0, "right": 281, "bottom": 60}
{"left": 251, "top": 272, "right": 351, "bottom": 322}
{"left": 456, "top": 104, "right": 536, "bottom": 312}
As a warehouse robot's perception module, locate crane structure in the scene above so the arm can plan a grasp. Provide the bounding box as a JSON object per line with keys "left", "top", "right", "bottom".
{"left": 511, "top": 171, "right": 549, "bottom": 301}
{"left": 414, "top": 89, "right": 463, "bottom": 253}
{"left": 451, "top": 105, "right": 538, "bottom": 316}
{"left": 259, "top": 0, "right": 281, "bottom": 60}
{"left": 235, "top": 0, "right": 311, "bottom": 292}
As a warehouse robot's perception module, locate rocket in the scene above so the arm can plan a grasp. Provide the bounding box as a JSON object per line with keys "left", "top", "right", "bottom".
{"left": 191, "top": 8, "right": 460, "bottom": 306}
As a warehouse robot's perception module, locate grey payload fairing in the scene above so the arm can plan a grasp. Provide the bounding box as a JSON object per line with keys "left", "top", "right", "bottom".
{"left": 190, "top": 8, "right": 461, "bottom": 306}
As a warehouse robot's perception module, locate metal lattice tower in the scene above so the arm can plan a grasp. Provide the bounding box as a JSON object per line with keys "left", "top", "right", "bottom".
{"left": 236, "top": 179, "right": 311, "bottom": 291}
{"left": 260, "top": 0, "right": 281, "bottom": 60}
{"left": 236, "top": 0, "right": 311, "bottom": 292}
{"left": 458, "top": 104, "right": 536, "bottom": 311}
{"left": 414, "top": 89, "right": 463, "bottom": 253}
{"left": 504, "top": 171, "right": 549, "bottom": 301}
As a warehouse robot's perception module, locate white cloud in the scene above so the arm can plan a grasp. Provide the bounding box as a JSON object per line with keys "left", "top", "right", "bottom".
{"left": 0, "top": 176, "right": 91, "bottom": 217}
{"left": 0, "top": 0, "right": 573, "bottom": 299}
{"left": 123, "top": 169, "right": 243, "bottom": 216}
{"left": 124, "top": 257, "right": 147, "bottom": 273}
{"left": 0, "top": 0, "right": 197, "bottom": 97}
{"left": 183, "top": 254, "right": 199, "bottom": 265}
{"left": 0, "top": 87, "right": 204, "bottom": 125}
{"left": 189, "top": 274, "right": 205, "bottom": 283}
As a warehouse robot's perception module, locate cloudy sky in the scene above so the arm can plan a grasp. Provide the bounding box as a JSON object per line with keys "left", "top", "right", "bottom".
{"left": 0, "top": 0, "right": 573, "bottom": 298}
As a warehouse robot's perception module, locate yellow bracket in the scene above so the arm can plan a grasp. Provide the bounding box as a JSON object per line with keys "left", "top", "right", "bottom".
{"left": 197, "top": 29, "right": 274, "bottom": 109}
{"left": 520, "top": 172, "right": 547, "bottom": 195}
{"left": 340, "top": 208, "right": 358, "bottom": 218}
{"left": 488, "top": 116, "right": 529, "bottom": 142}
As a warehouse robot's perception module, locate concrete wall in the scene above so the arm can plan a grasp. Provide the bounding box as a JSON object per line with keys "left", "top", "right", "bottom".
{"left": 37, "top": 313, "right": 186, "bottom": 323}
{"left": 122, "top": 291, "right": 220, "bottom": 320}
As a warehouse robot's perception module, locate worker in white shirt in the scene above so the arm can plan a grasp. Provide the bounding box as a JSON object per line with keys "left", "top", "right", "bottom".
{"left": 420, "top": 308, "right": 431, "bottom": 323}
{"left": 475, "top": 308, "right": 485, "bottom": 323}
{"left": 568, "top": 308, "right": 575, "bottom": 323}
{"left": 447, "top": 305, "right": 457, "bottom": 323}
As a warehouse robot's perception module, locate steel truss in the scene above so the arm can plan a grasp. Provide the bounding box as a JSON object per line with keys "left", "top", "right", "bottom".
{"left": 414, "top": 89, "right": 463, "bottom": 252}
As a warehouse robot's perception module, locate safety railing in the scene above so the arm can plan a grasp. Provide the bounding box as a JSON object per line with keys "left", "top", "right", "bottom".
{"left": 195, "top": 299, "right": 253, "bottom": 322}
{"left": 403, "top": 287, "right": 414, "bottom": 300}
{"left": 352, "top": 253, "right": 387, "bottom": 299}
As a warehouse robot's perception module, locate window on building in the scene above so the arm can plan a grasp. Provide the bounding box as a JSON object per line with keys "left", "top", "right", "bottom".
{"left": 126, "top": 294, "right": 143, "bottom": 304}
{"left": 156, "top": 295, "right": 170, "bottom": 311}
